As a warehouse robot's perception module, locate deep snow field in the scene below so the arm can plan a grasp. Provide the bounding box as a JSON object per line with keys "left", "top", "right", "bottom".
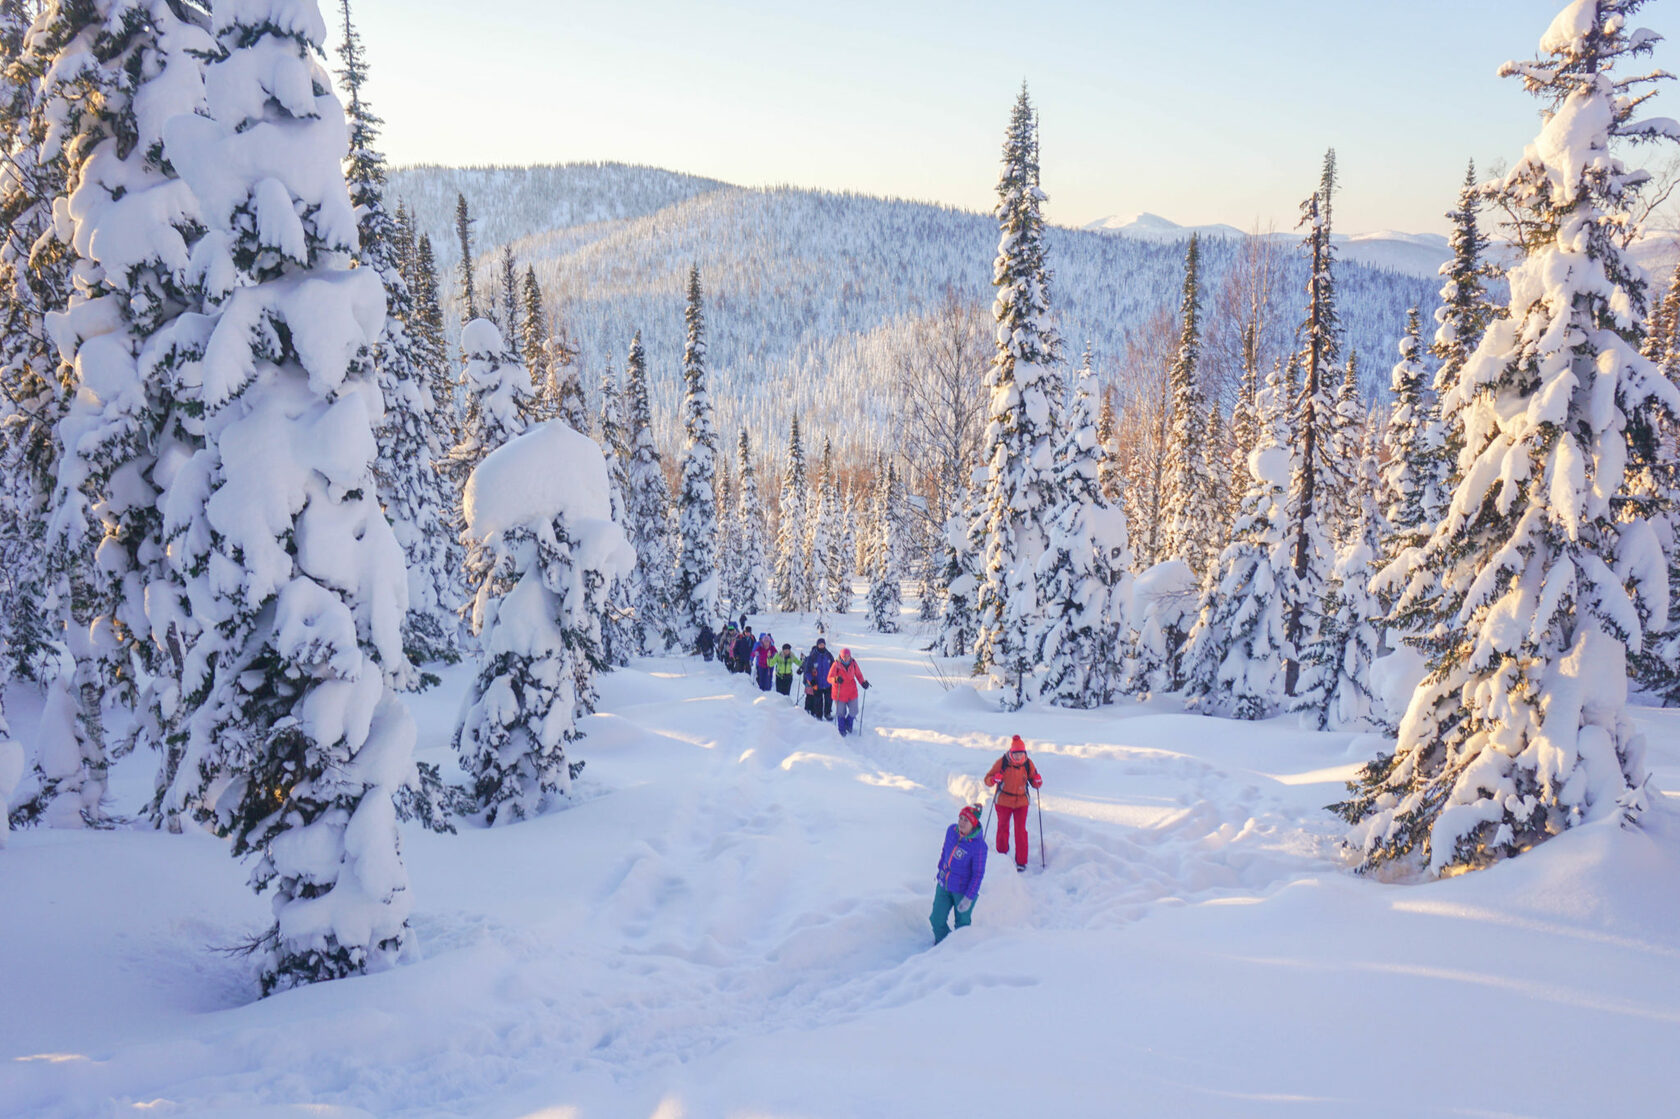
{"left": 5, "top": 605, "right": 1680, "bottom": 1118}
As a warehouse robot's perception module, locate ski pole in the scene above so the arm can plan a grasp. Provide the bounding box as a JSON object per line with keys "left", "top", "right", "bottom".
{"left": 982, "top": 786, "right": 997, "bottom": 845}
{"left": 857, "top": 686, "right": 867, "bottom": 736}
{"left": 1034, "top": 784, "right": 1046, "bottom": 869}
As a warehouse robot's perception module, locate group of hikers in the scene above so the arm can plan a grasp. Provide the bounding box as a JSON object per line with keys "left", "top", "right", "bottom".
{"left": 696, "top": 617, "right": 871, "bottom": 736}
{"left": 690, "top": 618, "right": 1043, "bottom": 945}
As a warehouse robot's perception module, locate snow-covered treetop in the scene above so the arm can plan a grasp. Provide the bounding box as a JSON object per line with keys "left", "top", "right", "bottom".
{"left": 463, "top": 316, "right": 506, "bottom": 358}
{"left": 465, "top": 419, "right": 616, "bottom": 540}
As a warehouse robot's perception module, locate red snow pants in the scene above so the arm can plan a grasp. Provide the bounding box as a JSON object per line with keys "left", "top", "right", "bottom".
{"left": 996, "top": 803, "right": 1029, "bottom": 867}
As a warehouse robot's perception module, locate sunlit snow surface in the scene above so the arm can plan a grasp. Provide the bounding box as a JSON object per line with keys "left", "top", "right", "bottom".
{"left": 5, "top": 602, "right": 1680, "bottom": 1116}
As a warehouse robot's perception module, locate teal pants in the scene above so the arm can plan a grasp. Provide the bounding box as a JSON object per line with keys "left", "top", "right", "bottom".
{"left": 930, "top": 885, "right": 975, "bottom": 944}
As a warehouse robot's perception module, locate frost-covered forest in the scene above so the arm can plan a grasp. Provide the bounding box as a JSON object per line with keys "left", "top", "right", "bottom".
{"left": 6, "top": 0, "right": 1680, "bottom": 1114}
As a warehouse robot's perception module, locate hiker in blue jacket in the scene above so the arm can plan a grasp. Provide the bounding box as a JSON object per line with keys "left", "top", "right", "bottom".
{"left": 931, "top": 804, "right": 988, "bottom": 944}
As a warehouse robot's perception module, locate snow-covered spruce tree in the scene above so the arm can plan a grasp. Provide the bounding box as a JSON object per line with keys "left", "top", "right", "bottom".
{"left": 594, "top": 369, "right": 635, "bottom": 667}
{"left": 454, "top": 191, "right": 476, "bottom": 319}
{"left": 620, "top": 331, "right": 676, "bottom": 651}
{"left": 714, "top": 460, "right": 738, "bottom": 618}
{"left": 806, "top": 435, "right": 838, "bottom": 625}
{"left": 546, "top": 332, "right": 588, "bottom": 435}
{"left": 154, "top": 0, "right": 420, "bottom": 993}
{"left": 1325, "top": 350, "right": 1365, "bottom": 548}
{"left": 1372, "top": 307, "right": 1449, "bottom": 627}
{"left": 0, "top": 0, "right": 79, "bottom": 691}
{"left": 934, "top": 474, "right": 982, "bottom": 658}
{"left": 1282, "top": 150, "right": 1343, "bottom": 698}
{"left": 1095, "top": 386, "right": 1121, "bottom": 505}
{"left": 456, "top": 421, "right": 633, "bottom": 825}
{"left": 1122, "top": 560, "right": 1199, "bottom": 698}
{"left": 824, "top": 444, "right": 853, "bottom": 614}
{"left": 1227, "top": 350, "right": 1261, "bottom": 523}
{"left": 1432, "top": 159, "right": 1496, "bottom": 468}
{"left": 498, "top": 245, "right": 518, "bottom": 340}
{"left": 1160, "top": 234, "right": 1220, "bottom": 579}
{"left": 1182, "top": 378, "right": 1296, "bottom": 720}
{"left": 1034, "top": 362, "right": 1132, "bottom": 708}
{"left": 773, "top": 415, "right": 811, "bottom": 611}
{"left": 409, "top": 233, "right": 456, "bottom": 445}
{"left": 975, "top": 85, "right": 1060, "bottom": 693}
{"left": 443, "top": 318, "right": 532, "bottom": 535}
{"left": 729, "top": 429, "right": 768, "bottom": 616}
{"left": 1336, "top": 0, "right": 1679, "bottom": 876}
{"left": 867, "top": 463, "right": 903, "bottom": 632}
{"left": 337, "top": 0, "right": 454, "bottom": 670}
{"left": 674, "top": 264, "right": 719, "bottom": 639}
{"left": 29, "top": 0, "right": 217, "bottom": 829}
{"left": 519, "top": 264, "right": 545, "bottom": 383}
{"left": 1298, "top": 464, "right": 1386, "bottom": 732}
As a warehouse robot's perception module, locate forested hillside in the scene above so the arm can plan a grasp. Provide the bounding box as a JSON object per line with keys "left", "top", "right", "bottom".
{"left": 389, "top": 165, "right": 1438, "bottom": 460}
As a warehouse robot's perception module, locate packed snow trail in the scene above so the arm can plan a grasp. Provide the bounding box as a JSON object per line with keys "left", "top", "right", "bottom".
{"left": 6, "top": 612, "right": 1680, "bottom": 1116}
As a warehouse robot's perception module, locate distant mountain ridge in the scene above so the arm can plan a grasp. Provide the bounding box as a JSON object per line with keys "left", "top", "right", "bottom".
{"left": 1084, "top": 212, "right": 1454, "bottom": 280}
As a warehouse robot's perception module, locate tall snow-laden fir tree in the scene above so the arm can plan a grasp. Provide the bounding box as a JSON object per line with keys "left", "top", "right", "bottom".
{"left": 442, "top": 317, "right": 533, "bottom": 615}
{"left": 621, "top": 331, "right": 676, "bottom": 652}
{"left": 337, "top": 0, "right": 454, "bottom": 670}
{"left": 498, "top": 245, "right": 518, "bottom": 340}
{"left": 1034, "top": 361, "right": 1131, "bottom": 707}
{"left": 867, "top": 463, "right": 904, "bottom": 633}
{"left": 1182, "top": 368, "right": 1296, "bottom": 720}
{"left": 454, "top": 191, "right": 476, "bottom": 320}
{"left": 1325, "top": 350, "right": 1365, "bottom": 549}
{"left": 819, "top": 439, "right": 850, "bottom": 614}
{"left": 674, "top": 265, "right": 720, "bottom": 638}
{"left": 934, "top": 478, "right": 981, "bottom": 657}
{"left": 1373, "top": 307, "right": 1449, "bottom": 625}
{"left": 1228, "top": 350, "right": 1262, "bottom": 523}
{"left": 1160, "top": 234, "right": 1220, "bottom": 579}
{"left": 773, "top": 415, "right": 812, "bottom": 612}
{"left": 27, "top": 0, "right": 224, "bottom": 830}
{"left": 153, "top": 0, "right": 420, "bottom": 994}
{"left": 1095, "top": 387, "right": 1121, "bottom": 505}
{"left": 1432, "top": 159, "right": 1495, "bottom": 467}
{"left": 0, "top": 0, "right": 79, "bottom": 694}
{"left": 729, "top": 428, "right": 768, "bottom": 616}
{"left": 1283, "top": 150, "right": 1343, "bottom": 698}
{"left": 518, "top": 263, "right": 545, "bottom": 395}
{"left": 456, "top": 422, "right": 633, "bottom": 825}
{"left": 1298, "top": 442, "right": 1386, "bottom": 732}
{"left": 975, "top": 85, "right": 1060, "bottom": 690}
{"left": 596, "top": 370, "right": 636, "bottom": 667}
{"left": 1336, "top": 0, "right": 1679, "bottom": 876}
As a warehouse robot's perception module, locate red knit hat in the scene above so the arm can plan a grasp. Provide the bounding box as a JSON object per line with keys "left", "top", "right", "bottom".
{"left": 958, "top": 805, "right": 981, "bottom": 831}
{"left": 1010, "top": 735, "right": 1026, "bottom": 753}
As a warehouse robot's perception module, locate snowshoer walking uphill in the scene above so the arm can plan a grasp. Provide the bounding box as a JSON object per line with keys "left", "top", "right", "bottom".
{"left": 771, "top": 644, "right": 799, "bottom": 695}
{"left": 754, "top": 633, "right": 775, "bottom": 691}
{"left": 829, "top": 648, "right": 869, "bottom": 736}
{"left": 985, "top": 735, "right": 1043, "bottom": 871}
{"left": 931, "top": 805, "right": 987, "bottom": 944}
{"left": 696, "top": 621, "right": 716, "bottom": 660}
{"left": 732, "top": 627, "right": 755, "bottom": 675}
{"left": 802, "top": 638, "right": 834, "bottom": 720}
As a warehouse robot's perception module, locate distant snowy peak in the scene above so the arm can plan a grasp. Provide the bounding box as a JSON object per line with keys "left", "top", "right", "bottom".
{"left": 1082, "top": 212, "right": 1250, "bottom": 243}
{"left": 1084, "top": 211, "right": 1452, "bottom": 279}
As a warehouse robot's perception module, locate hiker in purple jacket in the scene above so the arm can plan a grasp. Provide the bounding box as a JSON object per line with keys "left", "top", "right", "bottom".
{"left": 931, "top": 804, "right": 988, "bottom": 944}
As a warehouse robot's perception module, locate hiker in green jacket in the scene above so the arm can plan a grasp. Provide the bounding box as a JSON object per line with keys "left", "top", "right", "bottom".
{"left": 770, "top": 644, "right": 800, "bottom": 696}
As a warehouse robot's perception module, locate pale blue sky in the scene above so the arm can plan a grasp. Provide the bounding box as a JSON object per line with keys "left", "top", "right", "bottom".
{"left": 348, "top": 0, "right": 1680, "bottom": 236}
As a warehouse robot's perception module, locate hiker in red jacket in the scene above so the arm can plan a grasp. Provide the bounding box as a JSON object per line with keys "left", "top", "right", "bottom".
{"left": 984, "top": 735, "right": 1043, "bottom": 871}
{"left": 828, "top": 647, "right": 869, "bottom": 737}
